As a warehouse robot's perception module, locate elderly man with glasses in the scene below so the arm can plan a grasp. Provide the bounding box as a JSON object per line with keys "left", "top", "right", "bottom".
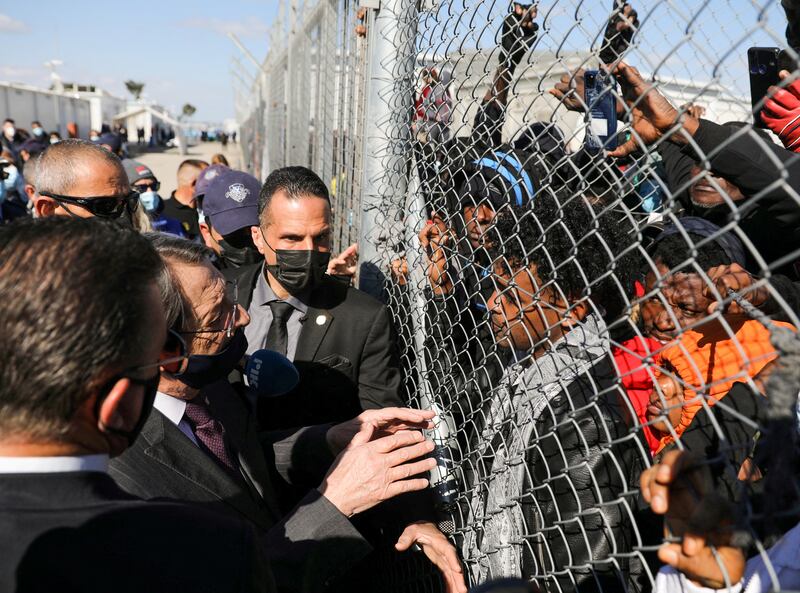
{"left": 109, "top": 233, "right": 440, "bottom": 592}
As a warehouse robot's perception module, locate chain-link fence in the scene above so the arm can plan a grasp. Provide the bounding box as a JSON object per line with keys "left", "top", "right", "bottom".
{"left": 239, "top": 1, "right": 800, "bottom": 592}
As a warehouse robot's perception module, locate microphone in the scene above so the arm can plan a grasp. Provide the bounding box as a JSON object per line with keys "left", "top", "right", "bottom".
{"left": 243, "top": 349, "right": 300, "bottom": 398}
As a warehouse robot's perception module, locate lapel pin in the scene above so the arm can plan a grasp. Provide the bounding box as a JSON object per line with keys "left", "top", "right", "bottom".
{"left": 315, "top": 315, "right": 327, "bottom": 326}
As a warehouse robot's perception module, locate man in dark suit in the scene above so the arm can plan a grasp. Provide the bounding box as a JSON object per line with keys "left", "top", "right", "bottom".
{"left": 226, "top": 165, "right": 403, "bottom": 431}
{"left": 0, "top": 217, "right": 274, "bottom": 593}
{"left": 109, "top": 233, "right": 445, "bottom": 592}
{"left": 224, "top": 166, "right": 467, "bottom": 593}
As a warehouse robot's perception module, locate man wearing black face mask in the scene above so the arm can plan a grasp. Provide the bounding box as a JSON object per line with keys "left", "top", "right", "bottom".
{"left": 0, "top": 217, "right": 277, "bottom": 593}
{"left": 225, "top": 165, "right": 404, "bottom": 430}
{"left": 198, "top": 168, "right": 262, "bottom": 269}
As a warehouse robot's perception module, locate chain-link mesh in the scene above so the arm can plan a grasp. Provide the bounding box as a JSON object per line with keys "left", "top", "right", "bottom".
{"left": 239, "top": 1, "right": 800, "bottom": 592}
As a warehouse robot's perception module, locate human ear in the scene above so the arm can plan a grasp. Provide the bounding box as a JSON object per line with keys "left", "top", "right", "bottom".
{"left": 97, "top": 378, "right": 136, "bottom": 434}
{"left": 251, "top": 225, "right": 268, "bottom": 257}
{"left": 33, "top": 196, "right": 58, "bottom": 218}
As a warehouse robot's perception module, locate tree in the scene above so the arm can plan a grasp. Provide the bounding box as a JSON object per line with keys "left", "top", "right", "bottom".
{"left": 124, "top": 80, "right": 145, "bottom": 100}
{"left": 181, "top": 103, "right": 197, "bottom": 120}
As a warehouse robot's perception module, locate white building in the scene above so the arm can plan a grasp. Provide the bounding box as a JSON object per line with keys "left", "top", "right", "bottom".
{"left": 0, "top": 82, "right": 92, "bottom": 138}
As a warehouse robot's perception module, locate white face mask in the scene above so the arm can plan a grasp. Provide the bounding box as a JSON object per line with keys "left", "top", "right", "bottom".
{"left": 50, "top": 138, "right": 59, "bottom": 145}
{"left": 33, "top": 127, "right": 44, "bottom": 137}
{"left": 4, "top": 126, "right": 15, "bottom": 139}
{"left": 3, "top": 165, "right": 19, "bottom": 189}
{"left": 139, "top": 190, "right": 161, "bottom": 212}
{"left": 90, "top": 134, "right": 99, "bottom": 142}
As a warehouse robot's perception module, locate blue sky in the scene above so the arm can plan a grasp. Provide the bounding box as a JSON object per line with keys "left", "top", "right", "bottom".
{"left": 0, "top": 1, "right": 277, "bottom": 122}
{"left": 1, "top": 1, "right": 790, "bottom": 122}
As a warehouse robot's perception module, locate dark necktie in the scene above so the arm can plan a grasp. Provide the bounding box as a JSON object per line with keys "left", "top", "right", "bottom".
{"left": 265, "top": 301, "right": 295, "bottom": 357}
{"left": 184, "top": 399, "right": 239, "bottom": 474}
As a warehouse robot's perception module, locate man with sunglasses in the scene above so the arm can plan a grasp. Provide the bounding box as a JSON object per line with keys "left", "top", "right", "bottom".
{"left": 123, "top": 158, "right": 186, "bottom": 236}
{"left": 0, "top": 217, "right": 276, "bottom": 592}
{"left": 109, "top": 233, "right": 444, "bottom": 592}
{"left": 32, "top": 139, "right": 139, "bottom": 221}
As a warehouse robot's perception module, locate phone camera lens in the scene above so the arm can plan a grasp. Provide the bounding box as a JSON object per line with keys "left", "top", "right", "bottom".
{"left": 759, "top": 64, "right": 767, "bottom": 75}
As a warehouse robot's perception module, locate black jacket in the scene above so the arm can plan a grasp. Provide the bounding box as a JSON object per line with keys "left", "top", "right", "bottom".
{"left": 520, "top": 356, "right": 651, "bottom": 593}
{"left": 660, "top": 119, "right": 800, "bottom": 278}
{"left": 0, "top": 471, "right": 274, "bottom": 593}
{"left": 224, "top": 264, "right": 404, "bottom": 430}
{"left": 109, "top": 381, "right": 370, "bottom": 593}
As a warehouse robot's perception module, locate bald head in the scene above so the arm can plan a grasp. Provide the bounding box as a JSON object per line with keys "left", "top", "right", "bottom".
{"left": 37, "top": 139, "right": 127, "bottom": 195}
{"left": 33, "top": 139, "right": 131, "bottom": 219}
{"left": 174, "top": 159, "right": 208, "bottom": 207}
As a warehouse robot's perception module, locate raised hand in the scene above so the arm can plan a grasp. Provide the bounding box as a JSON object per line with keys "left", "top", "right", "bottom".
{"left": 607, "top": 61, "right": 700, "bottom": 157}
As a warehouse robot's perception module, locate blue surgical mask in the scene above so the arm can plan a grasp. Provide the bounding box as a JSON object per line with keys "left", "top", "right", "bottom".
{"left": 139, "top": 190, "right": 161, "bottom": 212}
{"left": 3, "top": 165, "right": 19, "bottom": 190}
{"left": 33, "top": 127, "right": 44, "bottom": 137}
{"left": 90, "top": 134, "right": 100, "bottom": 142}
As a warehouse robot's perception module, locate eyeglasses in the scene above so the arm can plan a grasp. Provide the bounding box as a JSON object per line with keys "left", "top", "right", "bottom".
{"left": 128, "top": 329, "right": 189, "bottom": 376}
{"left": 39, "top": 190, "right": 140, "bottom": 219}
{"left": 132, "top": 181, "right": 161, "bottom": 194}
{"left": 179, "top": 280, "right": 239, "bottom": 339}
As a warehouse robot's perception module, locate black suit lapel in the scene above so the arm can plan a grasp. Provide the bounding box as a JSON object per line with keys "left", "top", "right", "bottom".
{"left": 295, "top": 306, "right": 334, "bottom": 361}
{"left": 141, "top": 410, "right": 274, "bottom": 529}
{"left": 204, "top": 383, "right": 283, "bottom": 521}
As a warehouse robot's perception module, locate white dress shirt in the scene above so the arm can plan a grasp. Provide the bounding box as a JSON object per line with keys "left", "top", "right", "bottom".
{"left": 153, "top": 391, "right": 198, "bottom": 446}
{"left": 0, "top": 454, "right": 109, "bottom": 474}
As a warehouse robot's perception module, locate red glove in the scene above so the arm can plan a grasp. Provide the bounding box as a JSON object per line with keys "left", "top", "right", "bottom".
{"left": 762, "top": 79, "right": 800, "bottom": 152}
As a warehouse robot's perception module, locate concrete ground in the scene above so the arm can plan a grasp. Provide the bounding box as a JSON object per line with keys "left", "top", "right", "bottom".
{"left": 128, "top": 141, "right": 244, "bottom": 197}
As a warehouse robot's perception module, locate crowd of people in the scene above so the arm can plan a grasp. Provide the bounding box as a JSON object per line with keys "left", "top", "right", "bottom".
{"left": 2, "top": 1, "right": 800, "bottom": 593}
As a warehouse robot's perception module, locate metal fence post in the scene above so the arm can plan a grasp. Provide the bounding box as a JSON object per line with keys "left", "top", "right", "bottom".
{"left": 356, "top": 0, "right": 418, "bottom": 300}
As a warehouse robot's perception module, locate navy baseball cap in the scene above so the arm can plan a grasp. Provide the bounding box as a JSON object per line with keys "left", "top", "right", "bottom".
{"left": 93, "top": 132, "right": 121, "bottom": 153}
{"left": 203, "top": 169, "right": 260, "bottom": 236}
{"left": 194, "top": 164, "right": 229, "bottom": 199}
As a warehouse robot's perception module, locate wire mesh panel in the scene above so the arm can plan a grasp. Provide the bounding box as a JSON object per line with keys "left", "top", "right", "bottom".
{"left": 239, "top": 0, "right": 800, "bottom": 592}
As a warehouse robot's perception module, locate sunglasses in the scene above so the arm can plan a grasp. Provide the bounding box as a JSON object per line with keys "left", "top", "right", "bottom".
{"left": 39, "top": 190, "right": 140, "bottom": 219}
{"left": 132, "top": 181, "right": 161, "bottom": 194}
{"left": 129, "top": 329, "right": 189, "bottom": 376}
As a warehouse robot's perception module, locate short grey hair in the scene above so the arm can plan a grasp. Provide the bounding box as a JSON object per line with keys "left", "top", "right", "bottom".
{"left": 144, "top": 233, "right": 215, "bottom": 329}
{"left": 24, "top": 154, "right": 40, "bottom": 189}
{"left": 36, "top": 139, "right": 125, "bottom": 194}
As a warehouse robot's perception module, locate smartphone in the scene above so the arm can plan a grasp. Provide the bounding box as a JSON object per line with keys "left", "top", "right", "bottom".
{"left": 583, "top": 69, "right": 618, "bottom": 152}
{"left": 748, "top": 47, "right": 781, "bottom": 129}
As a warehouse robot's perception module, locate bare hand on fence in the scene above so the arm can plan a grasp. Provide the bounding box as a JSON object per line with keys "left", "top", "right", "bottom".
{"left": 390, "top": 257, "right": 408, "bottom": 286}
{"left": 608, "top": 62, "right": 700, "bottom": 157}
{"left": 680, "top": 103, "right": 706, "bottom": 119}
{"left": 327, "top": 243, "right": 359, "bottom": 278}
{"left": 396, "top": 521, "right": 467, "bottom": 593}
{"left": 703, "top": 263, "right": 769, "bottom": 315}
{"left": 763, "top": 69, "right": 800, "bottom": 152}
{"left": 319, "top": 424, "right": 436, "bottom": 517}
{"left": 325, "top": 407, "right": 435, "bottom": 455}
{"left": 640, "top": 450, "right": 745, "bottom": 589}
{"left": 419, "top": 219, "right": 454, "bottom": 295}
{"left": 549, "top": 69, "right": 589, "bottom": 112}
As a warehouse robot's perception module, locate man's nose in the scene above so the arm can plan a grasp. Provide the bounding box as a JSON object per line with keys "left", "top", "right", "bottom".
{"left": 654, "top": 306, "right": 676, "bottom": 331}
{"left": 235, "top": 304, "right": 250, "bottom": 329}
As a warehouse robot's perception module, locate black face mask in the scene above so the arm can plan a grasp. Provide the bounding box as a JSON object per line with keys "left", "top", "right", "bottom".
{"left": 266, "top": 245, "right": 331, "bottom": 295}
{"left": 96, "top": 372, "right": 160, "bottom": 446}
{"left": 178, "top": 329, "right": 248, "bottom": 389}
{"left": 219, "top": 239, "right": 261, "bottom": 269}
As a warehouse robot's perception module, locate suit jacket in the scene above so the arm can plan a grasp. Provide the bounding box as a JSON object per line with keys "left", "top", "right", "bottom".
{"left": 0, "top": 471, "right": 274, "bottom": 593}
{"left": 225, "top": 263, "right": 404, "bottom": 430}
{"left": 109, "top": 381, "right": 371, "bottom": 593}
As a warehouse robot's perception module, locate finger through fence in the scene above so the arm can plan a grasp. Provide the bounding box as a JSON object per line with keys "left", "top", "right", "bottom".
{"left": 238, "top": 1, "right": 800, "bottom": 592}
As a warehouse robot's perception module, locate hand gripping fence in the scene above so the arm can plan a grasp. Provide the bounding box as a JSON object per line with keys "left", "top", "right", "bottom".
{"left": 238, "top": 0, "right": 800, "bottom": 591}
